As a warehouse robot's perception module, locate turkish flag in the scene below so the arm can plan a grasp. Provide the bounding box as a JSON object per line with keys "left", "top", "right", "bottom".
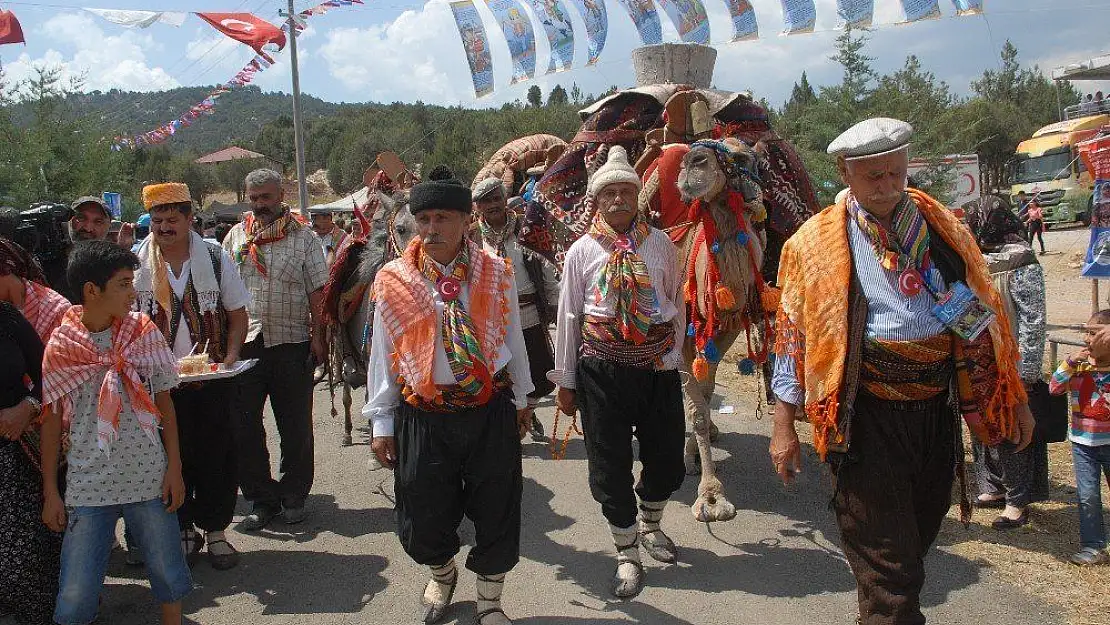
{"left": 0, "top": 10, "right": 26, "bottom": 46}
{"left": 195, "top": 13, "right": 286, "bottom": 54}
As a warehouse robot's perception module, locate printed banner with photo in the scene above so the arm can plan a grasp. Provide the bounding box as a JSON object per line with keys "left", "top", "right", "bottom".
{"left": 568, "top": 0, "right": 607, "bottom": 65}
{"left": 451, "top": 0, "right": 495, "bottom": 97}
{"left": 899, "top": 0, "right": 941, "bottom": 23}
{"left": 617, "top": 0, "right": 662, "bottom": 46}
{"left": 779, "top": 0, "right": 816, "bottom": 35}
{"left": 951, "top": 0, "right": 984, "bottom": 16}
{"left": 526, "top": 0, "right": 574, "bottom": 72}
{"left": 725, "top": 0, "right": 757, "bottom": 41}
{"left": 485, "top": 0, "right": 537, "bottom": 84}
{"left": 836, "top": 0, "right": 873, "bottom": 27}
{"left": 1078, "top": 136, "right": 1110, "bottom": 277}
{"left": 657, "top": 0, "right": 710, "bottom": 44}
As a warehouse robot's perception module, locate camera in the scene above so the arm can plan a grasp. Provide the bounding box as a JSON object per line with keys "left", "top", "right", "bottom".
{"left": 16, "top": 202, "right": 74, "bottom": 262}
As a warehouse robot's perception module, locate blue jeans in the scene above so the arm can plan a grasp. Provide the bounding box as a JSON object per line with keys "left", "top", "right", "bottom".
{"left": 54, "top": 499, "right": 193, "bottom": 625}
{"left": 1072, "top": 442, "right": 1110, "bottom": 550}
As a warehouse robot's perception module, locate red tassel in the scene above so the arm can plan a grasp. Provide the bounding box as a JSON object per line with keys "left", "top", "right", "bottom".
{"left": 692, "top": 356, "right": 709, "bottom": 382}
{"left": 761, "top": 287, "right": 781, "bottom": 313}
{"left": 715, "top": 285, "right": 736, "bottom": 311}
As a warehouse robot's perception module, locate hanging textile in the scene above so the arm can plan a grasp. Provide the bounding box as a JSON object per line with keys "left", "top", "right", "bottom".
{"left": 485, "top": 0, "right": 538, "bottom": 83}
{"left": 835, "top": 0, "right": 873, "bottom": 28}
{"left": 779, "top": 0, "right": 816, "bottom": 35}
{"left": 84, "top": 9, "right": 187, "bottom": 28}
{"left": 656, "top": 0, "right": 710, "bottom": 44}
{"left": 898, "top": 0, "right": 941, "bottom": 23}
{"left": 0, "top": 10, "right": 25, "bottom": 45}
{"left": 725, "top": 0, "right": 758, "bottom": 41}
{"left": 951, "top": 0, "right": 983, "bottom": 16}
{"left": 451, "top": 0, "right": 496, "bottom": 97}
{"left": 617, "top": 0, "right": 662, "bottom": 46}
{"left": 568, "top": 0, "right": 607, "bottom": 65}
{"left": 195, "top": 13, "right": 287, "bottom": 56}
{"left": 524, "top": 0, "right": 574, "bottom": 73}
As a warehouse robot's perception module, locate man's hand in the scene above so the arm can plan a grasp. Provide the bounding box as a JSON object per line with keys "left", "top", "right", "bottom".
{"left": 769, "top": 402, "right": 802, "bottom": 485}
{"left": 311, "top": 334, "right": 328, "bottom": 367}
{"left": 1010, "top": 403, "right": 1036, "bottom": 453}
{"left": 556, "top": 387, "right": 576, "bottom": 416}
{"left": 43, "top": 492, "right": 66, "bottom": 532}
{"left": 516, "top": 408, "right": 533, "bottom": 440}
{"left": 223, "top": 349, "right": 241, "bottom": 367}
{"left": 372, "top": 436, "right": 397, "bottom": 470}
{"left": 162, "top": 463, "right": 186, "bottom": 512}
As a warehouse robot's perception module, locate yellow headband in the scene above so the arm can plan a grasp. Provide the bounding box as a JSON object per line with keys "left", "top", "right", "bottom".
{"left": 142, "top": 183, "right": 192, "bottom": 210}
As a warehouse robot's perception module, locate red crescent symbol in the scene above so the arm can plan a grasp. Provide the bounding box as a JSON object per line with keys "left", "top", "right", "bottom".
{"left": 437, "top": 277, "right": 461, "bottom": 302}
{"left": 220, "top": 18, "right": 255, "bottom": 33}
{"left": 899, "top": 268, "right": 923, "bottom": 297}
{"left": 961, "top": 173, "right": 976, "bottom": 195}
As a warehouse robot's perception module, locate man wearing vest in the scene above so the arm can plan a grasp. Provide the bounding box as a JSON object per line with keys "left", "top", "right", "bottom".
{"left": 365, "top": 166, "right": 533, "bottom": 625}
{"left": 135, "top": 183, "right": 251, "bottom": 570}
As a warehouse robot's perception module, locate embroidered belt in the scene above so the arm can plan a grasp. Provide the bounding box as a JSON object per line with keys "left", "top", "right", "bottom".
{"left": 580, "top": 314, "right": 675, "bottom": 370}
{"left": 859, "top": 334, "right": 954, "bottom": 402}
{"left": 402, "top": 368, "right": 513, "bottom": 413}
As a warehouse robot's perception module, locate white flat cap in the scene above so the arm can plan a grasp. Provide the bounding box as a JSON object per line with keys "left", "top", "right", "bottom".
{"left": 471, "top": 177, "right": 505, "bottom": 200}
{"left": 827, "top": 117, "right": 913, "bottom": 160}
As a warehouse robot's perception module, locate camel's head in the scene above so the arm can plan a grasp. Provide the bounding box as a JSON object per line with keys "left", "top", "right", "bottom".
{"left": 677, "top": 139, "right": 763, "bottom": 209}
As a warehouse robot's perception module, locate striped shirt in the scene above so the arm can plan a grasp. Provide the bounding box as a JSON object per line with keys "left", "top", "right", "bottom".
{"left": 1049, "top": 360, "right": 1110, "bottom": 447}
{"left": 772, "top": 215, "right": 948, "bottom": 406}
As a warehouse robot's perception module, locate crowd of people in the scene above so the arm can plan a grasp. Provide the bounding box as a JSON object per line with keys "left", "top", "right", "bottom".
{"left": 0, "top": 115, "right": 1106, "bottom": 625}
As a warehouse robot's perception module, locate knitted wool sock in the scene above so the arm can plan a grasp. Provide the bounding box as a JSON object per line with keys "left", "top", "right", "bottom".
{"left": 476, "top": 572, "right": 506, "bottom": 615}
{"left": 423, "top": 560, "right": 457, "bottom": 606}
{"left": 611, "top": 524, "right": 641, "bottom": 571}
{"left": 638, "top": 500, "right": 667, "bottom": 535}
{"left": 206, "top": 530, "right": 234, "bottom": 556}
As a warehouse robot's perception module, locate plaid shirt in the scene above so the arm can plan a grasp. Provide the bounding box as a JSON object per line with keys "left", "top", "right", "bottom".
{"left": 223, "top": 218, "right": 329, "bottom": 346}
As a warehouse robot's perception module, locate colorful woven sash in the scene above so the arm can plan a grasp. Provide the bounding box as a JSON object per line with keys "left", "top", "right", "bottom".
{"left": 236, "top": 212, "right": 296, "bottom": 277}
{"left": 580, "top": 314, "right": 674, "bottom": 369}
{"left": 417, "top": 245, "right": 494, "bottom": 406}
{"left": 848, "top": 194, "right": 943, "bottom": 298}
{"left": 478, "top": 213, "right": 519, "bottom": 259}
{"left": 402, "top": 368, "right": 512, "bottom": 413}
{"left": 860, "top": 335, "right": 954, "bottom": 402}
{"left": 588, "top": 213, "right": 656, "bottom": 345}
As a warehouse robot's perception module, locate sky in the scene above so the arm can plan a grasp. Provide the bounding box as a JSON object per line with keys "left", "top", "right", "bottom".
{"left": 1, "top": 0, "right": 1108, "bottom": 125}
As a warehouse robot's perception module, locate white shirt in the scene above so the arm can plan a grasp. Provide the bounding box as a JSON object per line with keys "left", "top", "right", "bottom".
{"left": 164, "top": 250, "right": 252, "bottom": 358}
{"left": 477, "top": 229, "right": 560, "bottom": 329}
{"left": 552, "top": 227, "right": 685, "bottom": 389}
{"left": 362, "top": 255, "right": 535, "bottom": 437}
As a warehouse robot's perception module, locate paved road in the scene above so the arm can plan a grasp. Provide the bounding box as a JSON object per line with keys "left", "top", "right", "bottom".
{"left": 8, "top": 385, "right": 1063, "bottom": 625}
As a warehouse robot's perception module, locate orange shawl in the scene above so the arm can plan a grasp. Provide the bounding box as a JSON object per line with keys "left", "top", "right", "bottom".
{"left": 371, "top": 238, "right": 513, "bottom": 402}
{"left": 775, "top": 189, "right": 1027, "bottom": 459}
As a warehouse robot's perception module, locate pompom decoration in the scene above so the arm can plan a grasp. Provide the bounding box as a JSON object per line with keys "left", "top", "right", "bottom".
{"left": 736, "top": 232, "right": 749, "bottom": 245}
{"left": 427, "top": 165, "right": 455, "bottom": 181}
{"left": 737, "top": 358, "right": 756, "bottom": 375}
{"left": 692, "top": 356, "right": 709, "bottom": 381}
{"left": 711, "top": 241, "right": 721, "bottom": 254}
{"left": 704, "top": 340, "right": 720, "bottom": 363}
{"left": 715, "top": 285, "right": 736, "bottom": 311}
{"left": 686, "top": 322, "right": 696, "bottom": 337}
{"left": 761, "top": 287, "right": 781, "bottom": 313}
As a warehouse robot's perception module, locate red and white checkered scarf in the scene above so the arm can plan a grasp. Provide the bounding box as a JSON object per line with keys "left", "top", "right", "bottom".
{"left": 22, "top": 279, "right": 70, "bottom": 341}
{"left": 42, "top": 307, "right": 175, "bottom": 453}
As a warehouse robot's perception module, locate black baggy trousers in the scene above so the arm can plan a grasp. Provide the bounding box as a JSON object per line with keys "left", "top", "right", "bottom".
{"left": 577, "top": 357, "right": 686, "bottom": 529}
{"left": 172, "top": 378, "right": 239, "bottom": 532}
{"left": 831, "top": 392, "right": 956, "bottom": 625}
{"left": 395, "top": 391, "right": 522, "bottom": 576}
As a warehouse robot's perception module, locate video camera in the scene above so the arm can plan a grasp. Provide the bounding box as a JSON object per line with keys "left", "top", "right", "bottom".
{"left": 14, "top": 202, "right": 74, "bottom": 263}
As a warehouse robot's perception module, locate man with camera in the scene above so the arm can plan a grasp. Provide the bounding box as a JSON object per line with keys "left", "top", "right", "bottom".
{"left": 32, "top": 197, "right": 113, "bottom": 302}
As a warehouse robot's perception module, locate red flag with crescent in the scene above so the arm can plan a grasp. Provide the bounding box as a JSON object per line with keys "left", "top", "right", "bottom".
{"left": 0, "top": 10, "right": 26, "bottom": 46}
{"left": 195, "top": 13, "right": 286, "bottom": 54}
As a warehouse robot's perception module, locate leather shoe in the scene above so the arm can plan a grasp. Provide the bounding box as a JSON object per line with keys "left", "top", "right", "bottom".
{"left": 991, "top": 510, "right": 1029, "bottom": 530}
{"left": 237, "top": 505, "right": 280, "bottom": 532}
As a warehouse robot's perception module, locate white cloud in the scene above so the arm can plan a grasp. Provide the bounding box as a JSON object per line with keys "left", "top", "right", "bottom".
{"left": 4, "top": 13, "right": 178, "bottom": 92}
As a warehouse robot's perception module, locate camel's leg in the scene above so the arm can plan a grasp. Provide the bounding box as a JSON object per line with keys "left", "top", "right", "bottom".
{"left": 684, "top": 333, "right": 741, "bottom": 523}
{"left": 341, "top": 382, "right": 354, "bottom": 446}
{"left": 680, "top": 340, "right": 710, "bottom": 476}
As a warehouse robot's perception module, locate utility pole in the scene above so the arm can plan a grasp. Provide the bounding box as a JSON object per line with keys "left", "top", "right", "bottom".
{"left": 287, "top": 0, "right": 309, "bottom": 216}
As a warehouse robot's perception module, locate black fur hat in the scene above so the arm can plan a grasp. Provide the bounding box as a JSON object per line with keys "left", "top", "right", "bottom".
{"left": 409, "top": 165, "right": 471, "bottom": 214}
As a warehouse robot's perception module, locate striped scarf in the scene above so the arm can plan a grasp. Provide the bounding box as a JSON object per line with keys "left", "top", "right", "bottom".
{"left": 236, "top": 212, "right": 298, "bottom": 277}
{"left": 848, "top": 193, "right": 944, "bottom": 296}
{"left": 22, "top": 279, "right": 70, "bottom": 341}
{"left": 478, "top": 213, "right": 519, "bottom": 259}
{"left": 588, "top": 213, "right": 656, "bottom": 345}
{"left": 418, "top": 244, "right": 494, "bottom": 404}
{"left": 42, "top": 308, "right": 176, "bottom": 454}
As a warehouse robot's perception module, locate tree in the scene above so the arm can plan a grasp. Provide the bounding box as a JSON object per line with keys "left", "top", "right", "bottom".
{"left": 547, "top": 85, "right": 569, "bottom": 107}
{"left": 168, "top": 157, "right": 217, "bottom": 207}
{"left": 526, "top": 85, "right": 543, "bottom": 108}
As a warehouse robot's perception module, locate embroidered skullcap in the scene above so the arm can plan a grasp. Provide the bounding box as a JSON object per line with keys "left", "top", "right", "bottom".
{"left": 142, "top": 183, "right": 192, "bottom": 210}
{"left": 827, "top": 117, "right": 913, "bottom": 160}
{"left": 409, "top": 165, "right": 471, "bottom": 214}
{"left": 588, "top": 146, "right": 642, "bottom": 196}
{"left": 472, "top": 177, "right": 506, "bottom": 201}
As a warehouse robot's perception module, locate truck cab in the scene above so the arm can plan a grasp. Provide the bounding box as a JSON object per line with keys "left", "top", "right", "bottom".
{"left": 1010, "top": 114, "right": 1108, "bottom": 226}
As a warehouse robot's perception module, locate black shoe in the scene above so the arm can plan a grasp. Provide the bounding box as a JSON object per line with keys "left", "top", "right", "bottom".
{"left": 237, "top": 505, "right": 280, "bottom": 532}
{"left": 529, "top": 414, "right": 545, "bottom": 441}
{"left": 976, "top": 496, "right": 1006, "bottom": 510}
{"left": 991, "top": 510, "right": 1029, "bottom": 530}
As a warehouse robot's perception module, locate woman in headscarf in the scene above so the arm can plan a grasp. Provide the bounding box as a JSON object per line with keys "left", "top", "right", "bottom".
{"left": 0, "top": 236, "right": 64, "bottom": 624}
{"left": 962, "top": 196, "right": 1049, "bottom": 529}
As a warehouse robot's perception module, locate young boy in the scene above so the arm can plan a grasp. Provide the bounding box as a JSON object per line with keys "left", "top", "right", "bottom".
{"left": 39, "top": 240, "right": 192, "bottom": 624}
{"left": 1049, "top": 308, "right": 1110, "bottom": 566}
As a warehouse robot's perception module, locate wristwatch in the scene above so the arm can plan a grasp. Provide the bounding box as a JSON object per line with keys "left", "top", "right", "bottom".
{"left": 23, "top": 396, "right": 43, "bottom": 418}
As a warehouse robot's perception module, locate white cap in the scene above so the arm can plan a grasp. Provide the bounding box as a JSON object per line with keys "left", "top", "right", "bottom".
{"left": 471, "top": 177, "right": 505, "bottom": 200}
{"left": 588, "top": 146, "right": 642, "bottom": 196}
{"left": 828, "top": 117, "right": 913, "bottom": 160}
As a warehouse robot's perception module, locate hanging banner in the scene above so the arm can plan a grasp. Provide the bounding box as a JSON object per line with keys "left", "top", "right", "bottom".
{"left": 725, "top": 0, "right": 758, "bottom": 41}
{"left": 525, "top": 0, "right": 574, "bottom": 73}
{"left": 451, "top": 0, "right": 495, "bottom": 97}
{"left": 835, "top": 0, "right": 873, "bottom": 28}
{"left": 102, "top": 192, "right": 122, "bottom": 220}
{"left": 779, "top": 0, "right": 816, "bottom": 35}
{"left": 84, "top": 9, "right": 187, "bottom": 28}
{"left": 484, "top": 0, "right": 537, "bottom": 84}
{"left": 195, "top": 13, "right": 287, "bottom": 55}
{"left": 951, "top": 0, "right": 984, "bottom": 16}
{"left": 616, "top": 0, "right": 662, "bottom": 46}
{"left": 0, "top": 10, "right": 25, "bottom": 45}
{"left": 898, "top": 0, "right": 941, "bottom": 23}
{"left": 568, "top": 0, "right": 607, "bottom": 65}
{"left": 657, "top": 0, "right": 710, "bottom": 44}
{"left": 1078, "top": 136, "right": 1110, "bottom": 278}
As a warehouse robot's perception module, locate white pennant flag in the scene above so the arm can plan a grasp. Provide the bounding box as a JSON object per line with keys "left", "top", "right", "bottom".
{"left": 84, "top": 8, "right": 187, "bottom": 28}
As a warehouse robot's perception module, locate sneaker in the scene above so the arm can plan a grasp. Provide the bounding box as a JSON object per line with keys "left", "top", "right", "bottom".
{"left": 1069, "top": 547, "right": 1109, "bottom": 566}
{"left": 237, "top": 504, "right": 280, "bottom": 532}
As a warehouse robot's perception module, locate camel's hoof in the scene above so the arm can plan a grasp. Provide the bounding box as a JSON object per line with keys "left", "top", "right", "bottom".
{"left": 708, "top": 421, "right": 720, "bottom": 443}
{"left": 684, "top": 453, "right": 701, "bottom": 476}
{"left": 691, "top": 495, "right": 737, "bottom": 523}
{"left": 341, "top": 433, "right": 354, "bottom": 447}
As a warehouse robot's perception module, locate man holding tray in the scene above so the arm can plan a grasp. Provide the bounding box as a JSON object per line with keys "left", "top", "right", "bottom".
{"left": 135, "top": 182, "right": 250, "bottom": 569}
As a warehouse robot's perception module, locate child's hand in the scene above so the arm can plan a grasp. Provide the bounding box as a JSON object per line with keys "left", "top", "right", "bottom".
{"left": 1070, "top": 348, "right": 1092, "bottom": 366}
{"left": 43, "top": 493, "right": 66, "bottom": 532}
{"left": 162, "top": 464, "right": 185, "bottom": 513}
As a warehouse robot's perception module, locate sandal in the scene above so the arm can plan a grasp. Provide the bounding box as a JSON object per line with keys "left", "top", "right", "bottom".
{"left": 206, "top": 538, "right": 240, "bottom": 571}
{"left": 475, "top": 607, "right": 513, "bottom": 625}
{"left": 421, "top": 568, "right": 457, "bottom": 624}
{"left": 991, "top": 510, "right": 1029, "bottom": 530}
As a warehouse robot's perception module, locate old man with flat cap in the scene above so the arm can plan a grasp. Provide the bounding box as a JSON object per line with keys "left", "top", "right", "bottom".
{"left": 768, "top": 118, "right": 1035, "bottom": 624}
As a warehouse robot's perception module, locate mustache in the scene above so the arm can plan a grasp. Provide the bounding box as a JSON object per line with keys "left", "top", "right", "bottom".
{"left": 606, "top": 202, "right": 634, "bottom": 213}
{"left": 422, "top": 234, "right": 445, "bottom": 245}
